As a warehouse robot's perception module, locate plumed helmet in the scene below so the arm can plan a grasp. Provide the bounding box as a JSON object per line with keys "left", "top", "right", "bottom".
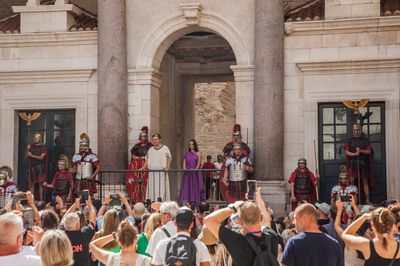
{"left": 139, "top": 126, "right": 149, "bottom": 140}
{"left": 79, "top": 133, "right": 90, "bottom": 146}
{"left": 232, "top": 124, "right": 241, "bottom": 136}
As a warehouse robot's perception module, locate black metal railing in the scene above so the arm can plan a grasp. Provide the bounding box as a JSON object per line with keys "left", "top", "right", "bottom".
{"left": 95, "top": 169, "right": 226, "bottom": 205}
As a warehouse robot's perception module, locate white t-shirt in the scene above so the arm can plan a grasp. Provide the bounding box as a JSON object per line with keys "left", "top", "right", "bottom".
{"left": 146, "top": 220, "right": 177, "bottom": 256}
{"left": 107, "top": 253, "right": 148, "bottom": 266}
{"left": 146, "top": 145, "right": 172, "bottom": 170}
{"left": 151, "top": 232, "right": 211, "bottom": 266}
{"left": 0, "top": 246, "right": 41, "bottom": 266}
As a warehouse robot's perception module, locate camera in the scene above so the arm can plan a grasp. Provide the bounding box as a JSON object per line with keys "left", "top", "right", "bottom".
{"left": 109, "top": 193, "right": 121, "bottom": 207}
{"left": 22, "top": 208, "right": 34, "bottom": 231}
{"left": 340, "top": 194, "right": 352, "bottom": 202}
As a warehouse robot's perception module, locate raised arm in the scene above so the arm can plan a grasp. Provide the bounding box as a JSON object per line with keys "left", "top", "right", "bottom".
{"left": 89, "top": 234, "right": 115, "bottom": 264}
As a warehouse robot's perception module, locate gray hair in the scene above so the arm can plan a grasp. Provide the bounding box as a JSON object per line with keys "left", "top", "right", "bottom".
{"left": 64, "top": 213, "right": 80, "bottom": 230}
{"left": 160, "top": 201, "right": 179, "bottom": 218}
{"left": 0, "top": 213, "right": 23, "bottom": 245}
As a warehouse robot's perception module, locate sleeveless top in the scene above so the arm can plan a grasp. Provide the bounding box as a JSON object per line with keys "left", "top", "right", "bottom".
{"left": 364, "top": 240, "right": 400, "bottom": 266}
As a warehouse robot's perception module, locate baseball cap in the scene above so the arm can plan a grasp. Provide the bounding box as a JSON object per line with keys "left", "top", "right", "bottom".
{"left": 315, "top": 202, "right": 331, "bottom": 215}
{"left": 175, "top": 207, "right": 195, "bottom": 229}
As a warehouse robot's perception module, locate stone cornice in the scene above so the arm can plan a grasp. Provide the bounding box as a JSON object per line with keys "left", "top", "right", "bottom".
{"left": 230, "top": 65, "right": 254, "bottom": 82}
{"left": 0, "top": 31, "right": 97, "bottom": 48}
{"left": 128, "top": 68, "right": 162, "bottom": 87}
{"left": 0, "top": 68, "right": 95, "bottom": 83}
{"left": 297, "top": 59, "right": 400, "bottom": 75}
{"left": 285, "top": 15, "right": 400, "bottom": 35}
{"left": 13, "top": 4, "right": 82, "bottom": 15}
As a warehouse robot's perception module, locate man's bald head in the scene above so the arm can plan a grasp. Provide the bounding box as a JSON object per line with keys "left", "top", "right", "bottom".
{"left": 0, "top": 213, "right": 23, "bottom": 246}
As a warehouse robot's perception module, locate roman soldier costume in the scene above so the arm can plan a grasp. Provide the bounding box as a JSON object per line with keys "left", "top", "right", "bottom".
{"left": 288, "top": 158, "right": 318, "bottom": 211}
{"left": 0, "top": 166, "right": 17, "bottom": 208}
{"left": 331, "top": 172, "right": 358, "bottom": 205}
{"left": 126, "top": 126, "right": 153, "bottom": 203}
{"left": 344, "top": 123, "right": 374, "bottom": 203}
{"left": 72, "top": 133, "right": 99, "bottom": 197}
{"left": 222, "top": 124, "right": 251, "bottom": 158}
{"left": 222, "top": 144, "right": 253, "bottom": 202}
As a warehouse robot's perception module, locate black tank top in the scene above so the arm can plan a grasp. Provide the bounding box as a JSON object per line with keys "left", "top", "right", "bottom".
{"left": 364, "top": 240, "right": 400, "bottom": 266}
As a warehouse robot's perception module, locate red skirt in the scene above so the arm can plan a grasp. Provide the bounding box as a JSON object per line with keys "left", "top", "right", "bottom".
{"left": 126, "top": 159, "right": 148, "bottom": 203}
{"left": 74, "top": 179, "right": 97, "bottom": 198}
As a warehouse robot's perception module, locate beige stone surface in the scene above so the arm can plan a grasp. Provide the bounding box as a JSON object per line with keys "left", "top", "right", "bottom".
{"left": 194, "top": 82, "right": 235, "bottom": 160}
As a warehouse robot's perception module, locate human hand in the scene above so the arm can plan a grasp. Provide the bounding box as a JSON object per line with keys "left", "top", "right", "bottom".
{"left": 291, "top": 195, "right": 297, "bottom": 202}
{"left": 73, "top": 198, "right": 80, "bottom": 210}
{"left": 350, "top": 194, "right": 357, "bottom": 207}
{"left": 233, "top": 200, "right": 245, "bottom": 211}
{"left": 27, "top": 152, "right": 33, "bottom": 157}
{"left": 335, "top": 199, "right": 344, "bottom": 211}
{"left": 119, "top": 192, "right": 128, "bottom": 205}
{"left": 26, "top": 191, "right": 34, "bottom": 206}
{"left": 86, "top": 197, "right": 93, "bottom": 207}
{"left": 104, "top": 193, "right": 112, "bottom": 205}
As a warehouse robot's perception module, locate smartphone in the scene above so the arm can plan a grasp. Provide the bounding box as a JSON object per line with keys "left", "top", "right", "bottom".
{"left": 157, "top": 197, "right": 162, "bottom": 203}
{"left": 19, "top": 192, "right": 28, "bottom": 207}
{"left": 340, "top": 195, "right": 352, "bottom": 202}
{"left": 80, "top": 190, "right": 89, "bottom": 205}
{"left": 203, "top": 211, "right": 210, "bottom": 217}
{"left": 247, "top": 180, "right": 257, "bottom": 201}
{"left": 22, "top": 208, "right": 34, "bottom": 231}
{"left": 12, "top": 194, "right": 19, "bottom": 210}
{"left": 109, "top": 194, "right": 121, "bottom": 207}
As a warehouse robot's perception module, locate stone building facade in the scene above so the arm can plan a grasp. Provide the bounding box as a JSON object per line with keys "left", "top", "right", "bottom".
{"left": 0, "top": 0, "right": 399, "bottom": 212}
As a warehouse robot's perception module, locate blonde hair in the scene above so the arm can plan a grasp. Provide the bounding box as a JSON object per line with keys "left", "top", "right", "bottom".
{"left": 144, "top": 213, "right": 161, "bottom": 239}
{"left": 371, "top": 207, "right": 395, "bottom": 249}
{"left": 40, "top": 230, "right": 74, "bottom": 266}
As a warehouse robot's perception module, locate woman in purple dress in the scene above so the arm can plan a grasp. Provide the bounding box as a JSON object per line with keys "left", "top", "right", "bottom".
{"left": 179, "top": 139, "right": 203, "bottom": 206}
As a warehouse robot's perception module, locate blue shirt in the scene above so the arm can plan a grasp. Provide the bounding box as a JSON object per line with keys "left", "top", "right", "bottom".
{"left": 281, "top": 232, "right": 344, "bottom": 266}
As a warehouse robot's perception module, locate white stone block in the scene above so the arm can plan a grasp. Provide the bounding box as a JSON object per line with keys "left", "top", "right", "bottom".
{"left": 339, "top": 46, "right": 379, "bottom": 60}
{"left": 351, "top": 3, "right": 380, "bottom": 17}
{"left": 310, "top": 47, "right": 340, "bottom": 61}
{"left": 284, "top": 48, "right": 310, "bottom": 63}
{"left": 357, "top": 31, "right": 398, "bottom": 46}
{"left": 322, "top": 33, "right": 357, "bottom": 48}
{"left": 341, "top": 0, "right": 372, "bottom": 4}
{"left": 285, "top": 102, "right": 304, "bottom": 117}
{"left": 284, "top": 35, "right": 322, "bottom": 49}
{"left": 387, "top": 45, "right": 400, "bottom": 57}
{"left": 325, "top": 5, "right": 352, "bottom": 19}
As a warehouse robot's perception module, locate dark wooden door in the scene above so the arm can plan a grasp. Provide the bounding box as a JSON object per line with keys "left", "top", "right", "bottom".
{"left": 318, "top": 102, "right": 386, "bottom": 204}
{"left": 18, "top": 110, "right": 76, "bottom": 191}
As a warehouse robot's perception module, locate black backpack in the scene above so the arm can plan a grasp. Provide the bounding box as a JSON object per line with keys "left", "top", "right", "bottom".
{"left": 245, "top": 231, "right": 280, "bottom": 266}
{"left": 165, "top": 234, "right": 197, "bottom": 266}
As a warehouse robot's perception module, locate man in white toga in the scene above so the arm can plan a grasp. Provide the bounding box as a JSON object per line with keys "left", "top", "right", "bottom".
{"left": 140, "top": 133, "right": 172, "bottom": 201}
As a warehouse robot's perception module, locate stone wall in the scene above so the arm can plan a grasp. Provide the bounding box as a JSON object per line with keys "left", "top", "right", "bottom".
{"left": 194, "top": 82, "right": 235, "bottom": 161}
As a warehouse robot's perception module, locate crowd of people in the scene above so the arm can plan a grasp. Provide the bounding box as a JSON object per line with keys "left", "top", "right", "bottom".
{"left": 1, "top": 184, "right": 400, "bottom": 266}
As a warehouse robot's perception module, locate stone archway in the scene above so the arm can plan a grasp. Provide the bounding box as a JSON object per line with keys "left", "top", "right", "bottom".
{"left": 128, "top": 10, "right": 254, "bottom": 157}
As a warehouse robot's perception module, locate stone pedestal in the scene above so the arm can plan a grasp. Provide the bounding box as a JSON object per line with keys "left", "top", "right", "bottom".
{"left": 259, "top": 180, "right": 290, "bottom": 217}
{"left": 254, "top": 0, "right": 284, "bottom": 180}
{"left": 98, "top": 0, "right": 128, "bottom": 170}
{"left": 13, "top": 3, "right": 80, "bottom": 33}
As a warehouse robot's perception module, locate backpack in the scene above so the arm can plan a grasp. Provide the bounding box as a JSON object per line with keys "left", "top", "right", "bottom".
{"left": 165, "top": 234, "right": 197, "bottom": 266}
{"left": 245, "top": 231, "right": 280, "bottom": 266}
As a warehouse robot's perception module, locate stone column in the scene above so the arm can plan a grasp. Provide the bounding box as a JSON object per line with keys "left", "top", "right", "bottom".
{"left": 254, "top": 0, "right": 284, "bottom": 180}
{"left": 98, "top": 0, "right": 128, "bottom": 170}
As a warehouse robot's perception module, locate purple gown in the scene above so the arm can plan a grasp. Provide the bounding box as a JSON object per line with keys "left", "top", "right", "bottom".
{"left": 179, "top": 152, "right": 204, "bottom": 206}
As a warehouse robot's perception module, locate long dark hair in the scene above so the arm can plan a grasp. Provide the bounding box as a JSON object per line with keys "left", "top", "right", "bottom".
{"left": 188, "top": 139, "right": 199, "bottom": 152}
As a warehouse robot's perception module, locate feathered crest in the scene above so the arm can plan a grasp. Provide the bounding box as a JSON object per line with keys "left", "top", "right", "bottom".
{"left": 141, "top": 126, "right": 149, "bottom": 134}
{"left": 79, "top": 132, "right": 90, "bottom": 146}
{"left": 232, "top": 124, "right": 241, "bottom": 135}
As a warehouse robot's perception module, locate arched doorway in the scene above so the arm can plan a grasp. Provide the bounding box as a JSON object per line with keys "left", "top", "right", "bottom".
{"left": 158, "top": 32, "right": 237, "bottom": 197}
{"left": 128, "top": 14, "right": 254, "bottom": 199}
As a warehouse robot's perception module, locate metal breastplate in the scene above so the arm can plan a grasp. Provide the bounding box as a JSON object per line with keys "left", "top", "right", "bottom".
{"left": 295, "top": 170, "right": 312, "bottom": 192}
{"left": 76, "top": 162, "right": 93, "bottom": 180}
{"left": 228, "top": 161, "right": 247, "bottom": 182}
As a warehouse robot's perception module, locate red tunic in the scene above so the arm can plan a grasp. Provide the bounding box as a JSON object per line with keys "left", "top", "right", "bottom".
{"left": 202, "top": 161, "right": 216, "bottom": 179}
